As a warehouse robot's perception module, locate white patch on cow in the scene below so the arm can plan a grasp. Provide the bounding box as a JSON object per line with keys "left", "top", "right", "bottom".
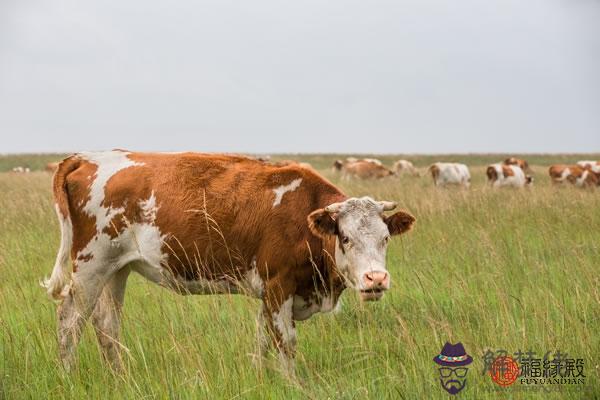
{"left": 272, "top": 178, "right": 302, "bottom": 207}
{"left": 577, "top": 160, "right": 600, "bottom": 174}
{"left": 292, "top": 295, "right": 319, "bottom": 320}
{"left": 139, "top": 191, "right": 158, "bottom": 222}
{"left": 75, "top": 192, "right": 167, "bottom": 290}
{"left": 273, "top": 296, "right": 295, "bottom": 345}
{"left": 576, "top": 170, "right": 589, "bottom": 187}
{"left": 241, "top": 256, "right": 264, "bottom": 298}
{"left": 79, "top": 151, "right": 144, "bottom": 232}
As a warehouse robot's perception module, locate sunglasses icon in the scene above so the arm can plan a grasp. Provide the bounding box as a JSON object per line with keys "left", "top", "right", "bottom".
{"left": 439, "top": 367, "right": 468, "bottom": 378}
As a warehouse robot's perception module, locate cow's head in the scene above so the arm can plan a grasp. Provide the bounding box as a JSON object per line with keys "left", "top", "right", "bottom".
{"left": 308, "top": 196, "right": 415, "bottom": 301}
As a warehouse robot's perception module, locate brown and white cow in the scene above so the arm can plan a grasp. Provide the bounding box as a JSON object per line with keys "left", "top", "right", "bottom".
{"left": 392, "top": 160, "right": 419, "bottom": 177}
{"left": 342, "top": 160, "right": 393, "bottom": 180}
{"left": 548, "top": 164, "right": 599, "bottom": 188}
{"left": 332, "top": 157, "right": 383, "bottom": 172}
{"left": 577, "top": 160, "right": 600, "bottom": 174}
{"left": 486, "top": 164, "right": 533, "bottom": 188}
{"left": 503, "top": 157, "right": 530, "bottom": 173}
{"left": 428, "top": 163, "right": 470, "bottom": 188}
{"left": 43, "top": 150, "right": 415, "bottom": 373}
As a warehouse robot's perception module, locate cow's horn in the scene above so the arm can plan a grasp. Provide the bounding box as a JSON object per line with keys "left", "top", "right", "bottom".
{"left": 379, "top": 201, "right": 397, "bottom": 211}
{"left": 325, "top": 202, "right": 344, "bottom": 213}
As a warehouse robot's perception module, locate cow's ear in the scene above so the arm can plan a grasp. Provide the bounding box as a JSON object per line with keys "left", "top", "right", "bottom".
{"left": 308, "top": 209, "right": 338, "bottom": 238}
{"left": 385, "top": 210, "right": 415, "bottom": 236}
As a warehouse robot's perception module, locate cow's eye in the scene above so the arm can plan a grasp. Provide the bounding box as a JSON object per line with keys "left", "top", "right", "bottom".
{"left": 341, "top": 236, "right": 350, "bottom": 245}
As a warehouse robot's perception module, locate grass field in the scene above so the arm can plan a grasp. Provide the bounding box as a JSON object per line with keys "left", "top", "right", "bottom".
{"left": 1, "top": 153, "right": 599, "bottom": 399}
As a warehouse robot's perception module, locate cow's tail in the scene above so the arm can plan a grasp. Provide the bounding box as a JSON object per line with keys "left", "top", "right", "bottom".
{"left": 42, "top": 155, "right": 81, "bottom": 300}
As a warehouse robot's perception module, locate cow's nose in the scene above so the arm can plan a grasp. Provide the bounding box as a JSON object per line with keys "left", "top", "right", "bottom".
{"left": 363, "top": 271, "right": 389, "bottom": 290}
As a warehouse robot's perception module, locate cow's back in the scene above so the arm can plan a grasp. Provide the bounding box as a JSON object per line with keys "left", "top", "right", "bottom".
{"left": 63, "top": 151, "right": 343, "bottom": 281}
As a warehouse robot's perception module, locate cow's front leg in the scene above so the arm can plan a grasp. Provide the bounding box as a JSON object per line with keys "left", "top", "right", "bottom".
{"left": 262, "top": 282, "right": 296, "bottom": 375}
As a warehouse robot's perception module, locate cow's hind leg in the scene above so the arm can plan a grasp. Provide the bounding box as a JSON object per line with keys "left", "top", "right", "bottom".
{"left": 91, "top": 267, "right": 131, "bottom": 371}
{"left": 57, "top": 267, "right": 111, "bottom": 371}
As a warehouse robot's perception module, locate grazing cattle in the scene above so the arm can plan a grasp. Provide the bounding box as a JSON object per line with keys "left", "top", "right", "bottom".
{"left": 332, "top": 157, "right": 383, "bottom": 172}
{"left": 11, "top": 166, "right": 30, "bottom": 173}
{"left": 428, "top": 163, "right": 470, "bottom": 188}
{"left": 45, "top": 162, "right": 60, "bottom": 173}
{"left": 43, "top": 151, "right": 415, "bottom": 373}
{"left": 549, "top": 165, "right": 599, "bottom": 187}
{"left": 392, "top": 160, "right": 419, "bottom": 176}
{"left": 504, "top": 157, "right": 530, "bottom": 172}
{"left": 577, "top": 160, "right": 600, "bottom": 174}
{"left": 271, "top": 159, "right": 313, "bottom": 169}
{"left": 486, "top": 164, "right": 533, "bottom": 188}
{"left": 341, "top": 160, "right": 394, "bottom": 179}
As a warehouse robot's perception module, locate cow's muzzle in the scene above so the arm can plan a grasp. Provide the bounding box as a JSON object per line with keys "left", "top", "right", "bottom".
{"left": 360, "top": 271, "right": 389, "bottom": 301}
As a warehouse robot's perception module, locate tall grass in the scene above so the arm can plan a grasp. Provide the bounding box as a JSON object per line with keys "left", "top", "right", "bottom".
{"left": 0, "top": 155, "right": 598, "bottom": 399}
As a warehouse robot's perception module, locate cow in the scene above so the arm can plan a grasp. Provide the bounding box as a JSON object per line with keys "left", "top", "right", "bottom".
{"left": 11, "top": 166, "right": 30, "bottom": 173}
{"left": 341, "top": 160, "right": 394, "bottom": 180}
{"left": 42, "top": 150, "right": 415, "bottom": 374}
{"left": 428, "top": 163, "right": 470, "bottom": 188}
{"left": 332, "top": 157, "right": 382, "bottom": 172}
{"left": 271, "top": 159, "right": 313, "bottom": 169}
{"left": 486, "top": 164, "right": 533, "bottom": 188}
{"left": 45, "top": 162, "right": 60, "bottom": 173}
{"left": 548, "top": 164, "right": 599, "bottom": 188}
{"left": 392, "top": 160, "right": 419, "bottom": 177}
{"left": 503, "top": 157, "right": 530, "bottom": 173}
{"left": 577, "top": 160, "right": 600, "bottom": 174}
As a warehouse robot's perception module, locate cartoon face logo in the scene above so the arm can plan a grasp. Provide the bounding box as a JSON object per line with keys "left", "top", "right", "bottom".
{"left": 433, "top": 342, "right": 473, "bottom": 395}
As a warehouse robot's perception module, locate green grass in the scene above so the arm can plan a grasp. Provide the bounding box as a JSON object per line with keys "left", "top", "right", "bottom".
{"left": 1, "top": 154, "right": 599, "bottom": 399}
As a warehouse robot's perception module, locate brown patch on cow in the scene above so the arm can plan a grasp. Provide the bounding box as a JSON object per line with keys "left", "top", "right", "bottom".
{"left": 548, "top": 165, "right": 566, "bottom": 182}
{"left": 504, "top": 157, "right": 529, "bottom": 171}
{"left": 486, "top": 166, "right": 498, "bottom": 182}
{"left": 428, "top": 164, "right": 440, "bottom": 184}
{"left": 501, "top": 166, "right": 515, "bottom": 178}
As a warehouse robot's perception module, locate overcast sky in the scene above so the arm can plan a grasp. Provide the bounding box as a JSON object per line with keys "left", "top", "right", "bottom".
{"left": 1, "top": 0, "right": 599, "bottom": 154}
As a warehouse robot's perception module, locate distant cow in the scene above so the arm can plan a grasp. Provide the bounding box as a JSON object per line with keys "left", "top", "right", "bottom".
{"left": 428, "top": 163, "right": 470, "bottom": 188}
{"left": 43, "top": 151, "right": 415, "bottom": 373}
{"left": 392, "top": 160, "right": 419, "bottom": 176}
{"left": 332, "top": 157, "right": 383, "bottom": 172}
{"left": 342, "top": 160, "right": 394, "bottom": 179}
{"left": 549, "top": 165, "right": 598, "bottom": 188}
{"left": 271, "top": 159, "right": 313, "bottom": 169}
{"left": 486, "top": 164, "right": 532, "bottom": 188}
{"left": 503, "top": 157, "right": 530, "bottom": 172}
{"left": 11, "top": 166, "right": 30, "bottom": 173}
{"left": 577, "top": 160, "right": 600, "bottom": 174}
{"left": 45, "top": 162, "right": 59, "bottom": 173}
